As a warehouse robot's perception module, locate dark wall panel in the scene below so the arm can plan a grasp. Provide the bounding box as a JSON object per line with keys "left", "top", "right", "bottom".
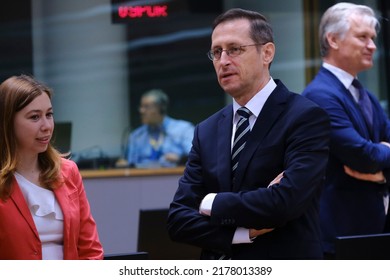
{"left": 0, "top": 1, "right": 33, "bottom": 83}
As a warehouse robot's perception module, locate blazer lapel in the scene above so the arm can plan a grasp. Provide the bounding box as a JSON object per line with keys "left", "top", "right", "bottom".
{"left": 217, "top": 105, "right": 234, "bottom": 192}
{"left": 10, "top": 179, "right": 40, "bottom": 240}
{"left": 320, "top": 68, "right": 371, "bottom": 140}
{"left": 232, "top": 81, "right": 288, "bottom": 192}
{"left": 53, "top": 183, "right": 70, "bottom": 246}
{"left": 342, "top": 87, "right": 372, "bottom": 139}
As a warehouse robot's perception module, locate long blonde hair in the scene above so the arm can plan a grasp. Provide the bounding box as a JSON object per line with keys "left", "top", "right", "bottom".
{"left": 0, "top": 75, "right": 63, "bottom": 200}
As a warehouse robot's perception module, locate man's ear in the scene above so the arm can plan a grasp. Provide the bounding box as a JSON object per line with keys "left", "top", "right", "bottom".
{"left": 262, "top": 42, "right": 275, "bottom": 65}
{"left": 326, "top": 32, "right": 339, "bottom": 50}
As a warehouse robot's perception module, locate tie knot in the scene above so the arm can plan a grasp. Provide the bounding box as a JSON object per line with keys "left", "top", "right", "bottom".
{"left": 352, "top": 79, "right": 363, "bottom": 90}
{"left": 237, "top": 107, "right": 251, "bottom": 119}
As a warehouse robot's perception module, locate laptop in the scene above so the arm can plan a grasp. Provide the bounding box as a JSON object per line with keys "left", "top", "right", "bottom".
{"left": 335, "top": 233, "right": 390, "bottom": 259}
{"left": 52, "top": 122, "right": 72, "bottom": 153}
{"left": 137, "top": 209, "right": 201, "bottom": 260}
{"left": 104, "top": 252, "right": 148, "bottom": 260}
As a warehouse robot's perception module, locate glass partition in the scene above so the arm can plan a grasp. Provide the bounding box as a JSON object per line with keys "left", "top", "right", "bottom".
{"left": 1, "top": 0, "right": 388, "bottom": 170}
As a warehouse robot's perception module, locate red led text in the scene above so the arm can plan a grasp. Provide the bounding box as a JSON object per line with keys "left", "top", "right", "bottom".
{"left": 118, "top": 5, "right": 168, "bottom": 19}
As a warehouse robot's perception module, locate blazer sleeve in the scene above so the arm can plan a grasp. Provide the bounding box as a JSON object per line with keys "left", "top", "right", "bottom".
{"left": 306, "top": 88, "right": 390, "bottom": 173}
{"left": 65, "top": 161, "right": 104, "bottom": 259}
{"left": 167, "top": 124, "right": 236, "bottom": 255}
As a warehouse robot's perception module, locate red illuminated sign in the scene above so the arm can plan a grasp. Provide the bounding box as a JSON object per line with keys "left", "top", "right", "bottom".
{"left": 118, "top": 5, "right": 168, "bottom": 19}
{"left": 111, "top": 0, "right": 223, "bottom": 25}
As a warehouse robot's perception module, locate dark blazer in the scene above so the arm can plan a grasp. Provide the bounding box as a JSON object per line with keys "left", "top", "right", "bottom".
{"left": 167, "top": 80, "right": 330, "bottom": 259}
{"left": 302, "top": 67, "right": 390, "bottom": 254}
{"left": 0, "top": 159, "right": 103, "bottom": 260}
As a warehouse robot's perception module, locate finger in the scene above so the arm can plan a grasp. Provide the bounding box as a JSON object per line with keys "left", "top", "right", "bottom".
{"left": 256, "top": 228, "right": 274, "bottom": 236}
{"left": 268, "top": 172, "right": 284, "bottom": 187}
{"left": 343, "top": 165, "right": 354, "bottom": 176}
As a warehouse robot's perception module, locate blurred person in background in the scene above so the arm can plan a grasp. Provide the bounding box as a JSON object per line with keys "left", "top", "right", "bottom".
{"left": 126, "top": 89, "right": 194, "bottom": 168}
{"left": 302, "top": 2, "right": 390, "bottom": 258}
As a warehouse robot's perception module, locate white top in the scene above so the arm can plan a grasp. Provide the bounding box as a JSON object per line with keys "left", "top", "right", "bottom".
{"left": 15, "top": 172, "right": 64, "bottom": 260}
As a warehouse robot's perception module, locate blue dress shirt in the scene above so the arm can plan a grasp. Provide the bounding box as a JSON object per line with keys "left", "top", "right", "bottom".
{"left": 127, "top": 116, "right": 195, "bottom": 168}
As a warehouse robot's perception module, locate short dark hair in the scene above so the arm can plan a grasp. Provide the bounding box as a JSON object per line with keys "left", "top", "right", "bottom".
{"left": 142, "top": 89, "right": 169, "bottom": 115}
{"left": 212, "top": 8, "right": 274, "bottom": 45}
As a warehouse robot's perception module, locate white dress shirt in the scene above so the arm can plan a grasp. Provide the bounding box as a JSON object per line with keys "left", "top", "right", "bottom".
{"left": 322, "top": 62, "right": 359, "bottom": 102}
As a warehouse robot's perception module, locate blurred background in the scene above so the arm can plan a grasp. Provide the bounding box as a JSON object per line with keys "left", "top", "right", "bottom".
{"left": 1, "top": 0, "right": 389, "bottom": 167}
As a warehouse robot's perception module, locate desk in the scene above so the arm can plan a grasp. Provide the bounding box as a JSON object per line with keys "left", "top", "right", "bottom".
{"left": 81, "top": 167, "right": 184, "bottom": 255}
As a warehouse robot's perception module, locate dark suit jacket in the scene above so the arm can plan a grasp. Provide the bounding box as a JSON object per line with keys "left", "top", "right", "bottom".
{"left": 167, "top": 80, "right": 330, "bottom": 259}
{"left": 302, "top": 67, "right": 390, "bottom": 254}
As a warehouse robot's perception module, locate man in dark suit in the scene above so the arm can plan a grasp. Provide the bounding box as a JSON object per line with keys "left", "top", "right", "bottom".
{"left": 302, "top": 3, "right": 390, "bottom": 258}
{"left": 167, "top": 8, "right": 330, "bottom": 259}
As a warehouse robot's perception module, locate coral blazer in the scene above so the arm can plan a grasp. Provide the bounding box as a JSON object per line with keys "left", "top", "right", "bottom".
{"left": 0, "top": 159, "right": 103, "bottom": 260}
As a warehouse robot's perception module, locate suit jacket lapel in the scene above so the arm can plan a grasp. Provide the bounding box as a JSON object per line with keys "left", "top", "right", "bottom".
{"left": 320, "top": 67, "right": 371, "bottom": 139}
{"left": 10, "top": 179, "right": 40, "bottom": 240}
{"left": 217, "top": 105, "right": 234, "bottom": 192}
{"left": 232, "top": 81, "right": 288, "bottom": 192}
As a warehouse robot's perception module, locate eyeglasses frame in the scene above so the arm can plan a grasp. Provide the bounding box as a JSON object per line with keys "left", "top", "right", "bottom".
{"left": 207, "top": 43, "right": 266, "bottom": 61}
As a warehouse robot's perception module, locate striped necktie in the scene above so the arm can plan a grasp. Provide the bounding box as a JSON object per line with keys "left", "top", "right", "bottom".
{"left": 352, "top": 79, "right": 373, "bottom": 130}
{"left": 232, "top": 107, "right": 252, "bottom": 176}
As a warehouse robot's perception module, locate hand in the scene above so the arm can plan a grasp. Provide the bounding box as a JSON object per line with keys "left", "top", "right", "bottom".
{"left": 115, "top": 158, "right": 129, "bottom": 168}
{"left": 164, "top": 153, "right": 180, "bottom": 163}
{"left": 343, "top": 165, "right": 385, "bottom": 183}
{"left": 268, "top": 171, "right": 284, "bottom": 188}
{"left": 249, "top": 228, "right": 274, "bottom": 239}
{"left": 380, "top": 141, "right": 390, "bottom": 149}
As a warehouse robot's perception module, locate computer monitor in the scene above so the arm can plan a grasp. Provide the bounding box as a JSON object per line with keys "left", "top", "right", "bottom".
{"left": 335, "top": 233, "right": 390, "bottom": 259}
{"left": 137, "top": 209, "right": 201, "bottom": 260}
{"left": 104, "top": 252, "right": 148, "bottom": 260}
{"left": 52, "top": 122, "right": 72, "bottom": 153}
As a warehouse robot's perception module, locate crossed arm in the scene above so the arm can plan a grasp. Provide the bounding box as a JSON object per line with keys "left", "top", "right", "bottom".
{"left": 248, "top": 172, "right": 285, "bottom": 238}
{"left": 250, "top": 147, "right": 390, "bottom": 239}
{"left": 343, "top": 141, "right": 390, "bottom": 183}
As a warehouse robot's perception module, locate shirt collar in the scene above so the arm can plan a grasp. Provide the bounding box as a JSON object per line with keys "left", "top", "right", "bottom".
{"left": 323, "top": 62, "right": 355, "bottom": 89}
{"left": 233, "top": 77, "right": 277, "bottom": 119}
{"left": 148, "top": 116, "right": 170, "bottom": 134}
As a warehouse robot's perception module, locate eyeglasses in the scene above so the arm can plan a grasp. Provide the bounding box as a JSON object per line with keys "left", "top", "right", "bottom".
{"left": 139, "top": 103, "right": 158, "bottom": 111}
{"left": 207, "top": 43, "right": 265, "bottom": 61}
